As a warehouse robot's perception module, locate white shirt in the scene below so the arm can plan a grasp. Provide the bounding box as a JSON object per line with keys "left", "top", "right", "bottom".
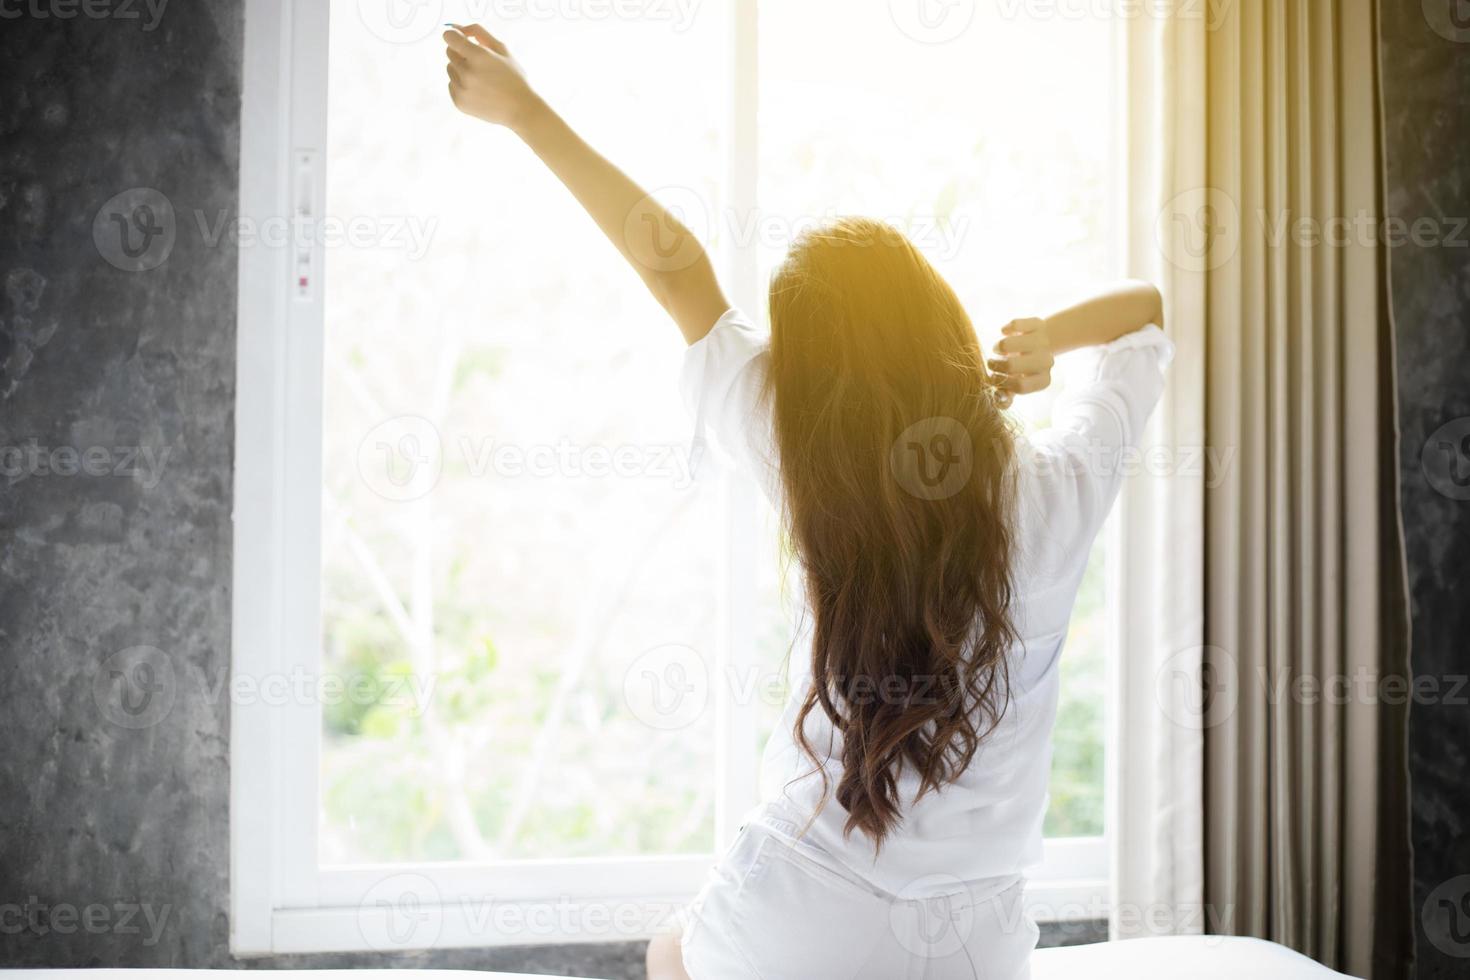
{"left": 680, "top": 308, "right": 1174, "bottom": 896}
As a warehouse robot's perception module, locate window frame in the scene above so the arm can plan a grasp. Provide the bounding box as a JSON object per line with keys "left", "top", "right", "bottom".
{"left": 231, "top": 0, "right": 1117, "bottom": 956}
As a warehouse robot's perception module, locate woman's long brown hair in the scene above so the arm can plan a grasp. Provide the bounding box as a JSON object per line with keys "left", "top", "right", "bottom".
{"left": 767, "top": 217, "right": 1019, "bottom": 847}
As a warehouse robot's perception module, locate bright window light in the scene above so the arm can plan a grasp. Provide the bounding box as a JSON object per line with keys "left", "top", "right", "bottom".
{"left": 232, "top": 0, "right": 1123, "bottom": 953}
{"left": 318, "top": 0, "right": 1115, "bottom": 867}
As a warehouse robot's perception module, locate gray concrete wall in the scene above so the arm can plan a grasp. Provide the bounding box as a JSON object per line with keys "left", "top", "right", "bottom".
{"left": 1378, "top": 5, "right": 1470, "bottom": 979}
{"left": 0, "top": 0, "right": 243, "bottom": 968}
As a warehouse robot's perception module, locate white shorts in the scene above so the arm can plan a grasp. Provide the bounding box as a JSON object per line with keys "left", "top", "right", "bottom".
{"left": 680, "top": 814, "right": 1038, "bottom": 980}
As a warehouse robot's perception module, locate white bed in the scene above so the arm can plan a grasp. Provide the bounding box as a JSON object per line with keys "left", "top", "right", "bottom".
{"left": 1033, "top": 936, "right": 1358, "bottom": 978}
{"left": 0, "top": 938, "right": 1359, "bottom": 980}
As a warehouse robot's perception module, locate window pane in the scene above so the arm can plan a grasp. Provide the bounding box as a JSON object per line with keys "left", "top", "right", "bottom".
{"left": 318, "top": 1, "right": 730, "bottom": 864}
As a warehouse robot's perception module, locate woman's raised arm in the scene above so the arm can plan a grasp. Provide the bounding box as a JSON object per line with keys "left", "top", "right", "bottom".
{"left": 444, "top": 24, "right": 730, "bottom": 345}
{"left": 1043, "top": 280, "right": 1165, "bottom": 354}
{"left": 987, "top": 281, "right": 1165, "bottom": 398}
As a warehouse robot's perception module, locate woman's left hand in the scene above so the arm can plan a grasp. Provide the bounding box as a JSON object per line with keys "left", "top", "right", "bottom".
{"left": 445, "top": 24, "right": 539, "bottom": 131}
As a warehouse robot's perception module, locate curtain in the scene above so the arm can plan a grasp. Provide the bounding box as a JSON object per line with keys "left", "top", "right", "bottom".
{"left": 1119, "top": 2, "right": 1413, "bottom": 977}
{"left": 1110, "top": 0, "right": 1209, "bottom": 943}
{"left": 1199, "top": 1, "right": 1413, "bottom": 976}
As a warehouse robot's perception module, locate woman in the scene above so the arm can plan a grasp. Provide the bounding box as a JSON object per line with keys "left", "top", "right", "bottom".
{"left": 444, "top": 24, "right": 1171, "bottom": 980}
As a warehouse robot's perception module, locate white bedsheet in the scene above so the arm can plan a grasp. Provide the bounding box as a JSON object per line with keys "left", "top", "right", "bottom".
{"left": 0, "top": 973, "right": 574, "bottom": 980}
{"left": 1034, "top": 936, "right": 1359, "bottom": 979}
{"left": 0, "top": 936, "right": 1360, "bottom": 980}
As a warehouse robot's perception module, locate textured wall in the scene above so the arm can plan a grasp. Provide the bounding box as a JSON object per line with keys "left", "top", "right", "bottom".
{"left": 1378, "top": 5, "right": 1470, "bottom": 980}
{"left": 0, "top": 0, "right": 243, "bottom": 967}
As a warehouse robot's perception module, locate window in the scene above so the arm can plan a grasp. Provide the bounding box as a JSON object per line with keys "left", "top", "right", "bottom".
{"left": 234, "top": 0, "right": 1121, "bottom": 955}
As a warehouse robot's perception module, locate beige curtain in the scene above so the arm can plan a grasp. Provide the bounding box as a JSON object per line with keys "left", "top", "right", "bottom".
{"left": 1197, "top": 1, "right": 1413, "bottom": 978}
{"left": 1119, "top": 0, "right": 1412, "bottom": 975}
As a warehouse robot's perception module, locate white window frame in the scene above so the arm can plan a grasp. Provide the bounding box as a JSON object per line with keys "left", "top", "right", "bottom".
{"left": 231, "top": 0, "right": 1119, "bottom": 956}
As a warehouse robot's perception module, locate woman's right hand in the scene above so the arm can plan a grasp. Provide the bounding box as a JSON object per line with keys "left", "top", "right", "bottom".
{"left": 987, "top": 317, "right": 1057, "bottom": 399}
{"left": 444, "top": 24, "right": 541, "bottom": 132}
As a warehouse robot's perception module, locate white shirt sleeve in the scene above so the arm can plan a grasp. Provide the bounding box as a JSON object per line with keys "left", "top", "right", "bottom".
{"left": 1015, "top": 324, "right": 1174, "bottom": 583}
{"left": 679, "top": 308, "right": 781, "bottom": 503}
